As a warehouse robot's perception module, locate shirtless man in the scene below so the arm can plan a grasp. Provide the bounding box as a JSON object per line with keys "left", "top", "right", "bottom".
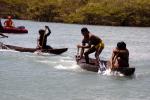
{"left": 77, "top": 27, "right": 104, "bottom": 65}
{"left": 110, "top": 41, "right": 129, "bottom": 69}
{"left": 37, "top": 26, "right": 52, "bottom": 49}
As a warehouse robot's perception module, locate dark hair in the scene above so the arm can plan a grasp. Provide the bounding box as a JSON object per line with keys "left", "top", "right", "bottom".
{"left": 39, "top": 29, "right": 45, "bottom": 35}
{"left": 81, "top": 27, "right": 89, "bottom": 34}
{"left": 117, "top": 41, "right": 126, "bottom": 50}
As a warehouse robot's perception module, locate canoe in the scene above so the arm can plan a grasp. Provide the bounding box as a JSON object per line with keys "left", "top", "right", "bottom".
{"left": 111, "top": 67, "right": 135, "bottom": 76}
{"left": 75, "top": 55, "right": 135, "bottom": 76}
{"left": 76, "top": 55, "right": 108, "bottom": 72}
{"left": 1, "top": 43, "right": 68, "bottom": 55}
{"left": 1, "top": 26, "right": 28, "bottom": 33}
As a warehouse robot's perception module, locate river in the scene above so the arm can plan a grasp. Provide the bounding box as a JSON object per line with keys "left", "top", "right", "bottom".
{"left": 0, "top": 19, "right": 150, "bottom": 100}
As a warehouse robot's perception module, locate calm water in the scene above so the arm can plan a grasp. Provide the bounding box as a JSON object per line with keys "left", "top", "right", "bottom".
{"left": 0, "top": 19, "right": 150, "bottom": 100}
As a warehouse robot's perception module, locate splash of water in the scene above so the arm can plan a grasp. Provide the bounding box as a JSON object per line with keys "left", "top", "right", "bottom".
{"left": 54, "top": 64, "right": 80, "bottom": 71}
{"left": 98, "top": 68, "right": 124, "bottom": 77}
{"left": 0, "top": 49, "right": 18, "bottom": 52}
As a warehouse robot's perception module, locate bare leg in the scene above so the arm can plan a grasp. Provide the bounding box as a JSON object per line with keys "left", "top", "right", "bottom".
{"left": 84, "top": 46, "right": 96, "bottom": 64}
{"left": 95, "top": 47, "right": 104, "bottom": 65}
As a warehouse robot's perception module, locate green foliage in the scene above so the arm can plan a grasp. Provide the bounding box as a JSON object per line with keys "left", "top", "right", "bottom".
{"left": 27, "top": 3, "right": 59, "bottom": 22}
{"left": 0, "top": 0, "right": 149, "bottom": 26}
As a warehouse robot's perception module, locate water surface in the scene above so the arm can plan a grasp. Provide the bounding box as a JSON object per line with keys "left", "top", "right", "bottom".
{"left": 0, "top": 19, "right": 150, "bottom": 100}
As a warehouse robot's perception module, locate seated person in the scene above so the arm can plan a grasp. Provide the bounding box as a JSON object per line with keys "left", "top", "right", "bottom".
{"left": 37, "top": 26, "right": 52, "bottom": 49}
{"left": 110, "top": 41, "right": 129, "bottom": 70}
{"left": 4, "top": 16, "right": 15, "bottom": 28}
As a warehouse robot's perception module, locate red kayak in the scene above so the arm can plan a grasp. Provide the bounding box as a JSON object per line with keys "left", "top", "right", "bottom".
{"left": 1, "top": 26, "right": 28, "bottom": 34}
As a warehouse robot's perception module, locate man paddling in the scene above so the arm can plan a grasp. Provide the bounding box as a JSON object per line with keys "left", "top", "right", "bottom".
{"left": 110, "top": 41, "right": 129, "bottom": 69}
{"left": 37, "top": 26, "right": 52, "bottom": 50}
{"left": 77, "top": 27, "right": 104, "bottom": 65}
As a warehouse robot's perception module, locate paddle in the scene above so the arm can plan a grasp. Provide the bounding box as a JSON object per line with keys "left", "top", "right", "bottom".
{"left": 0, "top": 42, "right": 10, "bottom": 49}
{"left": 0, "top": 33, "right": 8, "bottom": 38}
{"left": 41, "top": 27, "right": 47, "bottom": 49}
{"left": 76, "top": 47, "right": 81, "bottom": 60}
{"left": 77, "top": 47, "right": 80, "bottom": 56}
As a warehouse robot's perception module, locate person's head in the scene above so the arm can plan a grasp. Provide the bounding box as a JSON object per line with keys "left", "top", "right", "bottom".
{"left": 117, "top": 41, "right": 126, "bottom": 50}
{"left": 7, "top": 16, "right": 12, "bottom": 19}
{"left": 39, "top": 29, "right": 45, "bottom": 36}
{"left": 81, "top": 27, "right": 89, "bottom": 36}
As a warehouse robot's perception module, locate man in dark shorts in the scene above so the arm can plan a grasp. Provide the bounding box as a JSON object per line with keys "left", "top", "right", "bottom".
{"left": 77, "top": 27, "right": 104, "bottom": 65}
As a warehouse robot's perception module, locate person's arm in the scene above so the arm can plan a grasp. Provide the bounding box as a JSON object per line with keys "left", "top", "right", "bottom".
{"left": 4, "top": 21, "right": 7, "bottom": 27}
{"left": 77, "top": 42, "right": 91, "bottom": 58}
{"left": 113, "top": 49, "right": 127, "bottom": 53}
{"left": 36, "top": 38, "right": 42, "bottom": 49}
{"left": 77, "top": 44, "right": 90, "bottom": 49}
{"left": 80, "top": 47, "right": 84, "bottom": 58}
{"left": 110, "top": 50, "right": 115, "bottom": 69}
{"left": 110, "top": 48, "right": 119, "bottom": 69}
{"left": 11, "top": 21, "right": 15, "bottom": 27}
{"left": 45, "top": 26, "right": 51, "bottom": 36}
{"left": 77, "top": 39, "right": 91, "bottom": 49}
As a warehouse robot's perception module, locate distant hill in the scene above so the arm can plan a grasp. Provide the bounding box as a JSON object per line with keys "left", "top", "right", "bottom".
{"left": 0, "top": 0, "right": 150, "bottom": 26}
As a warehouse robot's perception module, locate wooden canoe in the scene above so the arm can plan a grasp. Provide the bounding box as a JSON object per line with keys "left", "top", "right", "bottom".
{"left": 76, "top": 55, "right": 108, "bottom": 72}
{"left": 75, "top": 55, "right": 135, "bottom": 76}
{"left": 1, "top": 43, "right": 68, "bottom": 55}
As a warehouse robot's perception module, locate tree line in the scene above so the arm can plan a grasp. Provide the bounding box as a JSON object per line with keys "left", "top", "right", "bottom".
{"left": 0, "top": 0, "right": 150, "bottom": 26}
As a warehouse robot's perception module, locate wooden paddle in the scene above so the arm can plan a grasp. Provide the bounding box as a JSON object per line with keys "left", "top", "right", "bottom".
{"left": 76, "top": 47, "right": 81, "bottom": 60}
{"left": 0, "top": 33, "right": 8, "bottom": 38}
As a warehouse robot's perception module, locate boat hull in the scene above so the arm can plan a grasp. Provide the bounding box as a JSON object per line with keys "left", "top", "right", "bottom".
{"left": 111, "top": 67, "right": 135, "bottom": 76}
{"left": 1, "top": 44, "right": 67, "bottom": 55}
{"left": 1, "top": 27, "right": 28, "bottom": 34}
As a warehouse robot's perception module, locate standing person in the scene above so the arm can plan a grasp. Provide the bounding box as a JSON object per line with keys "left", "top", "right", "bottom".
{"left": 110, "top": 41, "right": 129, "bottom": 69}
{"left": 4, "top": 16, "right": 15, "bottom": 28}
{"left": 37, "top": 26, "right": 52, "bottom": 49}
{"left": 77, "top": 27, "right": 104, "bottom": 65}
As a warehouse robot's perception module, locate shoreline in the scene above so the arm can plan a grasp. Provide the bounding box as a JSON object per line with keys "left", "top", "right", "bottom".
{"left": 0, "top": 0, "right": 149, "bottom": 27}
{"left": 1, "top": 18, "right": 150, "bottom": 28}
